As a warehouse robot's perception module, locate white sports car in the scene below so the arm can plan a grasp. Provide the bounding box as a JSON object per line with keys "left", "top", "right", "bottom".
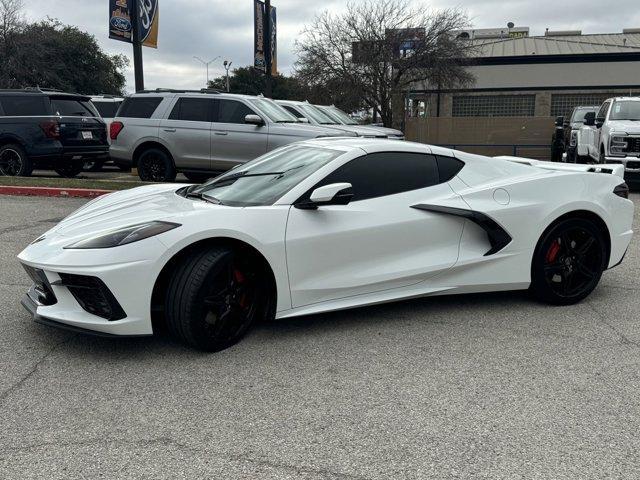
{"left": 18, "top": 139, "right": 634, "bottom": 351}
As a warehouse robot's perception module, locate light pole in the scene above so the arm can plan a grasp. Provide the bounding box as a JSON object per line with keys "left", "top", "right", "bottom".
{"left": 193, "top": 56, "right": 220, "bottom": 88}
{"left": 223, "top": 60, "right": 233, "bottom": 92}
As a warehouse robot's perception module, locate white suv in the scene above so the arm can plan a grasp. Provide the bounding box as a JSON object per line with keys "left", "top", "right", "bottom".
{"left": 109, "top": 89, "right": 354, "bottom": 182}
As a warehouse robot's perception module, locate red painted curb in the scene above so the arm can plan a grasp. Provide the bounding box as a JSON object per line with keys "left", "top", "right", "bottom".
{"left": 0, "top": 185, "right": 113, "bottom": 198}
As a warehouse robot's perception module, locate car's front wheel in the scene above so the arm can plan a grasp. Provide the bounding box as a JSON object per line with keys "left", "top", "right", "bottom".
{"left": 0, "top": 144, "right": 33, "bottom": 176}
{"left": 138, "top": 148, "right": 176, "bottom": 182}
{"left": 530, "top": 217, "right": 607, "bottom": 305}
{"left": 165, "top": 247, "right": 266, "bottom": 351}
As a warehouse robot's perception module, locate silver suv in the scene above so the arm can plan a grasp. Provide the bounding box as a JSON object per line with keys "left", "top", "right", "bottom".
{"left": 316, "top": 104, "right": 405, "bottom": 140}
{"left": 109, "top": 89, "right": 354, "bottom": 182}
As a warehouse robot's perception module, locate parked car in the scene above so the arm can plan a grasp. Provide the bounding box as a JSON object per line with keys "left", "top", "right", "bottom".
{"left": 276, "top": 100, "right": 394, "bottom": 138}
{"left": 18, "top": 139, "right": 633, "bottom": 351}
{"left": 0, "top": 88, "right": 109, "bottom": 177}
{"left": 550, "top": 106, "right": 598, "bottom": 163}
{"left": 109, "top": 89, "right": 355, "bottom": 182}
{"left": 315, "top": 104, "right": 405, "bottom": 139}
{"left": 83, "top": 95, "right": 125, "bottom": 172}
{"left": 576, "top": 97, "right": 640, "bottom": 183}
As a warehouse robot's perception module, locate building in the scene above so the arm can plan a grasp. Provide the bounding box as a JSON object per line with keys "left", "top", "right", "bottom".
{"left": 403, "top": 28, "right": 640, "bottom": 159}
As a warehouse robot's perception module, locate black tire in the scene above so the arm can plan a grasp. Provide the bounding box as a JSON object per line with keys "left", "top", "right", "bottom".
{"left": 183, "top": 172, "right": 212, "bottom": 183}
{"left": 0, "top": 144, "right": 33, "bottom": 176}
{"left": 55, "top": 160, "right": 84, "bottom": 178}
{"left": 599, "top": 147, "right": 606, "bottom": 164}
{"left": 83, "top": 159, "right": 104, "bottom": 172}
{"left": 530, "top": 218, "right": 607, "bottom": 305}
{"left": 576, "top": 155, "right": 591, "bottom": 164}
{"left": 165, "top": 247, "right": 266, "bottom": 351}
{"left": 138, "top": 148, "right": 176, "bottom": 182}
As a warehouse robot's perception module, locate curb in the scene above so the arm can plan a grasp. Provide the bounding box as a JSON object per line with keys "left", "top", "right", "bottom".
{"left": 0, "top": 185, "right": 113, "bottom": 198}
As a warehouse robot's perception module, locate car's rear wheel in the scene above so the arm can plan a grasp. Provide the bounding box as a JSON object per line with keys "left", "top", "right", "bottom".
{"left": 165, "top": 247, "right": 265, "bottom": 351}
{"left": 0, "top": 144, "right": 32, "bottom": 176}
{"left": 55, "top": 160, "right": 84, "bottom": 178}
{"left": 138, "top": 148, "right": 176, "bottom": 182}
{"left": 530, "top": 218, "right": 607, "bottom": 305}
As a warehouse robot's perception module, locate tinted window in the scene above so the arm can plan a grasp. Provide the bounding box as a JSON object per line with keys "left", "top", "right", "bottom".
{"left": 117, "top": 97, "right": 163, "bottom": 118}
{"left": 0, "top": 96, "right": 48, "bottom": 116}
{"left": 216, "top": 99, "right": 255, "bottom": 124}
{"left": 169, "top": 98, "right": 213, "bottom": 122}
{"left": 93, "top": 101, "right": 121, "bottom": 118}
{"left": 436, "top": 156, "right": 464, "bottom": 182}
{"left": 317, "top": 152, "right": 439, "bottom": 202}
{"left": 596, "top": 102, "right": 610, "bottom": 120}
{"left": 51, "top": 98, "right": 98, "bottom": 117}
{"left": 282, "top": 105, "right": 303, "bottom": 118}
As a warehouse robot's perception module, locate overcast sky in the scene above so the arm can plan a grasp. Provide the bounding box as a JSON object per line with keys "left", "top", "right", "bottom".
{"left": 21, "top": 0, "right": 640, "bottom": 92}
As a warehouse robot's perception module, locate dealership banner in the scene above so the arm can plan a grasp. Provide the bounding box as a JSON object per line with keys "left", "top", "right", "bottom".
{"left": 109, "top": 0, "right": 159, "bottom": 48}
{"left": 253, "top": 0, "right": 277, "bottom": 75}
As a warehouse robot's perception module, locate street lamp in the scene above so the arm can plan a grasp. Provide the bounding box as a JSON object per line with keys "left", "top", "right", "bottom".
{"left": 193, "top": 55, "right": 220, "bottom": 87}
{"left": 223, "top": 60, "right": 233, "bottom": 92}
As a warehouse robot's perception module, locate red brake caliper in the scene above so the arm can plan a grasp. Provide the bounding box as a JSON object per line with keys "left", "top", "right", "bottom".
{"left": 546, "top": 240, "right": 561, "bottom": 264}
{"left": 233, "top": 269, "right": 248, "bottom": 308}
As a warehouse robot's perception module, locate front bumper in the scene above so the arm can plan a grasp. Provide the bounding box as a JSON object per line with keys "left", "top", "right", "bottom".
{"left": 603, "top": 156, "right": 640, "bottom": 174}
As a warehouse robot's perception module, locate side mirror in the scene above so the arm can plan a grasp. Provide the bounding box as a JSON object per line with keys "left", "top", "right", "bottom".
{"left": 555, "top": 116, "right": 564, "bottom": 127}
{"left": 296, "top": 183, "right": 353, "bottom": 209}
{"left": 583, "top": 112, "right": 596, "bottom": 126}
{"left": 244, "top": 114, "right": 264, "bottom": 126}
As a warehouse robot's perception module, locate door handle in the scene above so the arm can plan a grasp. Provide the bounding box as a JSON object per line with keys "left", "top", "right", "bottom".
{"left": 163, "top": 128, "right": 176, "bottom": 133}
{"left": 214, "top": 131, "right": 228, "bottom": 136}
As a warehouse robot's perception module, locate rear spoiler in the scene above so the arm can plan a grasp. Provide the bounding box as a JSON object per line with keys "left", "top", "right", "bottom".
{"left": 495, "top": 156, "right": 625, "bottom": 179}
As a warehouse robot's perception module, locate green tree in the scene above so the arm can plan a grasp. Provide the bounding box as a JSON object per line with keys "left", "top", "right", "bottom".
{"left": 0, "top": 15, "right": 128, "bottom": 95}
{"left": 208, "top": 66, "right": 306, "bottom": 100}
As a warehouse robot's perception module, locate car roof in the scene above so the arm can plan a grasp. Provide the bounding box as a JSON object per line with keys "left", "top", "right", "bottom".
{"left": 128, "top": 89, "right": 268, "bottom": 101}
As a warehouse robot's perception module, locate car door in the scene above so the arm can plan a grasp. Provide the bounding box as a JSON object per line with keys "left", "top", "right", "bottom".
{"left": 211, "top": 99, "right": 269, "bottom": 169}
{"left": 285, "top": 152, "right": 468, "bottom": 307}
{"left": 159, "top": 97, "right": 214, "bottom": 170}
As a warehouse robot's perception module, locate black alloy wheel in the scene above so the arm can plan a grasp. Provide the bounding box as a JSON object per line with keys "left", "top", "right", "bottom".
{"left": 138, "top": 148, "right": 176, "bottom": 182}
{"left": 0, "top": 144, "right": 32, "bottom": 176}
{"left": 165, "top": 247, "right": 266, "bottom": 351}
{"left": 531, "top": 218, "right": 607, "bottom": 305}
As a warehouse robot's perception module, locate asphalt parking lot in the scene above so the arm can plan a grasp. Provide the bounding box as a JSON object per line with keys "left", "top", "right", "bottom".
{"left": 1, "top": 194, "right": 640, "bottom": 479}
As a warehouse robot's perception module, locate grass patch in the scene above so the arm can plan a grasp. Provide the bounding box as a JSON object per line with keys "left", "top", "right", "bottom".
{"left": 0, "top": 176, "right": 157, "bottom": 191}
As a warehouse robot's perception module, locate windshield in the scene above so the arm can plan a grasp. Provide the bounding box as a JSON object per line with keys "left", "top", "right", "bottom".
{"left": 299, "top": 104, "right": 338, "bottom": 125}
{"left": 191, "top": 144, "right": 343, "bottom": 206}
{"left": 248, "top": 98, "right": 299, "bottom": 123}
{"left": 571, "top": 107, "right": 596, "bottom": 123}
{"left": 319, "top": 105, "right": 358, "bottom": 125}
{"left": 610, "top": 100, "right": 640, "bottom": 121}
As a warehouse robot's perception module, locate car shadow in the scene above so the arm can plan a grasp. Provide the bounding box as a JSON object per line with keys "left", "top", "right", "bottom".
{"left": 33, "top": 290, "right": 531, "bottom": 358}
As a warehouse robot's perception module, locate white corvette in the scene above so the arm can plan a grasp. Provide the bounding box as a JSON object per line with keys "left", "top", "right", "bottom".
{"left": 18, "top": 139, "right": 634, "bottom": 351}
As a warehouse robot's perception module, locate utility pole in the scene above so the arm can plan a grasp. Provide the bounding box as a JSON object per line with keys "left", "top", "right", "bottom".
{"left": 130, "top": 0, "right": 144, "bottom": 92}
{"left": 193, "top": 56, "right": 220, "bottom": 87}
{"left": 263, "top": 0, "right": 272, "bottom": 97}
{"left": 223, "top": 60, "right": 233, "bottom": 92}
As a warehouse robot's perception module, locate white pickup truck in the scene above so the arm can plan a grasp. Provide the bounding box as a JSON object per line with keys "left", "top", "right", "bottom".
{"left": 576, "top": 97, "right": 640, "bottom": 181}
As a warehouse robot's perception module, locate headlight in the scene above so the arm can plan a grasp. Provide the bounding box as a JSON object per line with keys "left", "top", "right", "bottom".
{"left": 570, "top": 130, "right": 578, "bottom": 146}
{"left": 610, "top": 134, "right": 628, "bottom": 155}
{"left": 64, "top": 221, "right": 180, "bottom": 249}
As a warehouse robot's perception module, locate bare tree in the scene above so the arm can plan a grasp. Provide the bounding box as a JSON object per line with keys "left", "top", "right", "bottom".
{"left": 0, "top": 0, "right": 23, "bottom": 41}
{"left": 295, "top": 0, "right": 475, "bottom": 127}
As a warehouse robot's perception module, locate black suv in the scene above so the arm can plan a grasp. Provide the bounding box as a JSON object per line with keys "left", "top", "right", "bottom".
{"left": 0, "top": 89, "right": 109, "bottom": 177}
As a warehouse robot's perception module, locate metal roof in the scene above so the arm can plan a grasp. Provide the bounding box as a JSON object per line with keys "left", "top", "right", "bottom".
{"left": 472, "top": 33, "right": 640, "bottom": 58}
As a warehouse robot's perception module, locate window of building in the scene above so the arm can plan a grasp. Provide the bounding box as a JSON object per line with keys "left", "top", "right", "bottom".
{"left": 117, "top": 97, "right": 163, "bottom": 118}
{"left": 316, "top": 152, "right": 440, "bottom": 202}
{"left": 216, "top": 99, "right": 256, "bottom": 124}
{"left": 550, "top": 94, "right": 613, "bottom": 118}
{"left": 169, "top": 98, "right": 213, "bottom": 122}
{"left": 452, "top": 95, "right": 536, "bottom": 117}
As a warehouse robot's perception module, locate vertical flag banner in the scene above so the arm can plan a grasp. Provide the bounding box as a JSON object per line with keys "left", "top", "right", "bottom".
{"left": 109, "top": 0, "right": 159, "bottom": 48}
{"left": 254, "top": 0, "right": 277, "bottom": 74}
{"left": 253, "top": 0, "right": 266, "bottom": 71}
{"left": 109, "top": 0, "right": 133, "bottom": 43}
